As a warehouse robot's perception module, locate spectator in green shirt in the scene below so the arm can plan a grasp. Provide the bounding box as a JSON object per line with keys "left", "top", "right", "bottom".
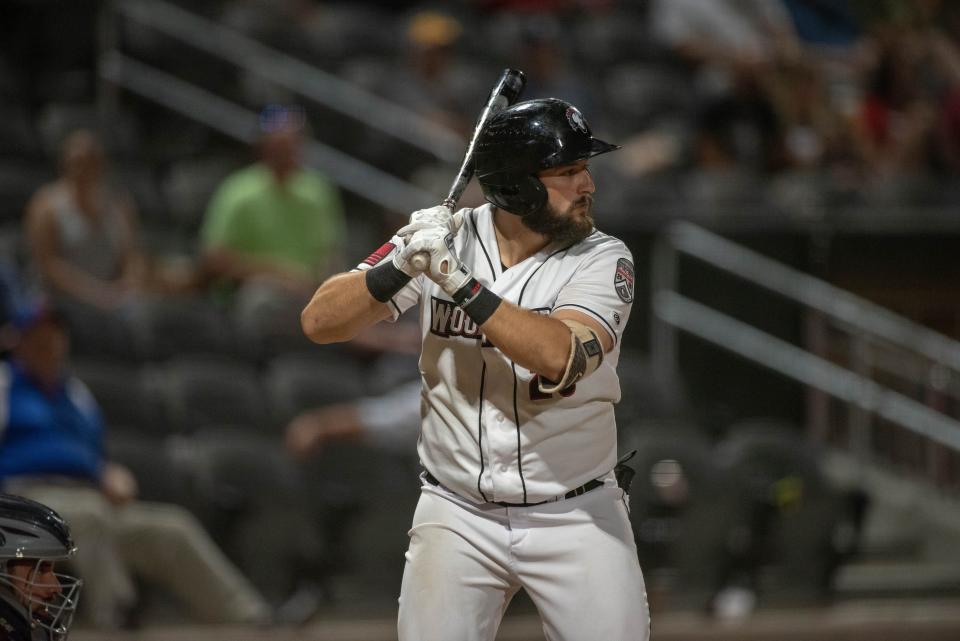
{"left": 201, "top": 105, "right": 346, "bottom": 353}
{"left": 201, "top": 105, "right": 346, "bottom": 298}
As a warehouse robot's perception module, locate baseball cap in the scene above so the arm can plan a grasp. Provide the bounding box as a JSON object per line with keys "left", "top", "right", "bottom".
{"left": 258, "top": 104, "right": 306, "bottom": 134}
{"left": 407, "top": 11, "right": 462, "bottom": 48}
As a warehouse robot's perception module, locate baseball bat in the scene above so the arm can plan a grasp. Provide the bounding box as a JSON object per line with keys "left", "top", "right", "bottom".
{"left": 410, "top": 68, "right": 526, "bottom": 272}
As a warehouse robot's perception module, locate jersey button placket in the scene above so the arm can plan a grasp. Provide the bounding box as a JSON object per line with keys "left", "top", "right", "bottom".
{"left": 489, "top": 408, "right": 517, "bottom": 500}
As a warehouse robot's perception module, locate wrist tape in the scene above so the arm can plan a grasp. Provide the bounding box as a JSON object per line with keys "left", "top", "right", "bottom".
{"left": 365, "top": 261, "right": 411, "bottom": 303}
{"left": 452, "top": 277, "right": 502, "bottom": 326}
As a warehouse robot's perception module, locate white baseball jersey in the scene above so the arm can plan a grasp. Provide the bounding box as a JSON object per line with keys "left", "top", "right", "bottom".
{"left": 361, "top": 203, "right": 636, "bottom": 505}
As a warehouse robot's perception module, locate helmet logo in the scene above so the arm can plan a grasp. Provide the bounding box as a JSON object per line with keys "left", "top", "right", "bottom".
{"left": 565, "top": 107, "right": 588, "bottom": 134}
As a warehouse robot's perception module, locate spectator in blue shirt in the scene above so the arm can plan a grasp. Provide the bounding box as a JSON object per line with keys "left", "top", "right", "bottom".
{"left": 0, "top": 303, "right": 270, "bottom": 629}
{"left": 0, "top": 306, "right": 104, "bottom": 484}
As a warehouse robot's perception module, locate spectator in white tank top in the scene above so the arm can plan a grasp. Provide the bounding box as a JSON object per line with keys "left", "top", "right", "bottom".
{"left": 24, "top": 130, "right": 149, "bottom": 312}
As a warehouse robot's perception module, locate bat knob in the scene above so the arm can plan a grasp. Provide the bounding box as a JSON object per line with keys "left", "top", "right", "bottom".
{"left": 411, "top": 252, "right": 430, "bottom": 272}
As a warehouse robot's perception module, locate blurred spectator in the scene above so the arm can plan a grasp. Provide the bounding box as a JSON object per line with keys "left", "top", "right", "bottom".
{"left": 24, "top": 130, "right": 148, "bottom": 313}
{"left": 201, "top": 104, "right": 346, "bottom": 346}
{"left": 853, "top": 34, "right": 938, "bottom": 179}
{"left": 767, "top": 61, "right": 848, "bottom": 171}
{"left": 379, "top": 11, "right": 483, "bottom": 137}
{"left": 201, "top": 105, "right": 345, "bottom": 295}
{"left": 476, "top": 0, "right": 591, "bottom": 11}
{"left": 783, "top": 0, "right": 861, "bottom": 52}
{"left": 0, "top": 266, "right": 24, "bottom": 357}
{"left": 0, "top": 303, "right": 270, "bottom": 628}
{"left": 285, "top": 380, "right": 421, "bottom": 460}
{"left": 681, "top": 72, "right": 782, "bottom": 215}
{"left": 695, "top": 75, "right": 785, "bottom": 174}
{"left": 513, "top": 15, "right": 594, "bottom": 113}
{"left": 780, "top": 0, "right": 862, "bottom": 50}
{"left": 650, "top": 0, "right": 801, "bottom": 86}
{"left": 881, "top": 0, "right": 960, "bottom": 174}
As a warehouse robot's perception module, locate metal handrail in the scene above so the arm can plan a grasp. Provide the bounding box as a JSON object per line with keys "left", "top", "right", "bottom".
{"left": 656, "top": 291, "right": 960, "bottom": 453}
{"left": 666, "top": 221, "right": 960, "bottom": 372}
{"left": 115, "top": 0, "right": 465, "bottom": 164}
{"left": 100, "top": 52, "right": 439, "bottom": 213}
{"left": 651, "top": 220, "right": 960, "bottom": 464}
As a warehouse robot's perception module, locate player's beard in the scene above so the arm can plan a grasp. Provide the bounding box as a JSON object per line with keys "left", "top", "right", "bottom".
{"left": 522, "top": 195, "right": 595, "bottom": 245}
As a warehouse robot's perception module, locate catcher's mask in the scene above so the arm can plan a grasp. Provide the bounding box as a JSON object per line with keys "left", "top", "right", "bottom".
{"left": 0, "top": 494, "right": 81, "bottom": 640}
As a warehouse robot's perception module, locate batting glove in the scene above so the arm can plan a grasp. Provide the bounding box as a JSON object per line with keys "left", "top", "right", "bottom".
{"left": 400, "top": 227, "right": 472, "bottom": 296}
{"left": 397, "top": 206, "right": 464, "bottom": 238}
{"left": 389, "top": 234, "right": 423, "bottom": 277}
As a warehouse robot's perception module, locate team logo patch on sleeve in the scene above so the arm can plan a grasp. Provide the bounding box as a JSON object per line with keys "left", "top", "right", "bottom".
{"left": 362, "top": 241, "right": 396, "bottom": 267}
{"left": 614, "top": 258, "right": 635, "bottom": 303}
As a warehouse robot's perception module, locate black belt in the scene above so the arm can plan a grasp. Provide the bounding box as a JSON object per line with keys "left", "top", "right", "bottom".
{"left": 423, "top": 471, "right": 604, "bottom": 507}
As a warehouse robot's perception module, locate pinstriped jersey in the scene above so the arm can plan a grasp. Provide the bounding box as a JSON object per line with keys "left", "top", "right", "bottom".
{"left": 364, "top": 203, "right": 635, "bottom": 504}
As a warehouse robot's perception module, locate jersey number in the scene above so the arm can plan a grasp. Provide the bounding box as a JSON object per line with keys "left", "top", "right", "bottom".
{"left": 529, "top": 375, "right": 577, "bottom": 401}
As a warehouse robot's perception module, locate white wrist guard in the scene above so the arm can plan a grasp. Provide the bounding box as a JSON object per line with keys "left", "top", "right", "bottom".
{"left": 538, "top": 320, "right": 604, "bottom": 394}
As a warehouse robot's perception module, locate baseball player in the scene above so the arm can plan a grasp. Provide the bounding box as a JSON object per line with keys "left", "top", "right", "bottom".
{"left": 302, "top": 98, "right": 649, "bottom": 641}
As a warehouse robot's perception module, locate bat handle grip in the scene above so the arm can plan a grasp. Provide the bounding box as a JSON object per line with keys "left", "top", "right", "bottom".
{"left": 408, "top": 204, "right": 458, "bottom": 272}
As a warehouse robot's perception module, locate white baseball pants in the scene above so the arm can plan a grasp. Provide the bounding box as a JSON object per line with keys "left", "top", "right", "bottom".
{"left": 398, "top": 478, "right": 650, "bottom": 641}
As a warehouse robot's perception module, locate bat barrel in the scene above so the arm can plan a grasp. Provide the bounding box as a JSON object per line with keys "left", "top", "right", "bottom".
{"left": 412, "top": 69, "right": 526, "bottom": 272}
{"left": 497, "top": 69, "right": 526, "bottom": 105}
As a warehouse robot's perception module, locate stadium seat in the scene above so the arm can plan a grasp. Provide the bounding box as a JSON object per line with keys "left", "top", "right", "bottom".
{"left": 177, "top": 428, "right": 328, "bottom": 604}
{"left": 111, "top": 164, "right": 168, "bottom": 226}
{"left": 263, "top": 351, "right": 367, "bottom": 429}
{"left": 231, "top": 284, "right": 314, "bottom": 363}
{"left": 620, "top": 426, "right": 739, "bottom": 609}
{"left": 139, "top": 224, "right": 196, "bottom": 260}
{"left": 131, "top": 297, "right": 234, "bottom": 362}
{"left": 599, "top": 171, "right": 685, "bottom": 232}
{"left": 766, "top": 170, "right": 829, "bottom": 220}
{"left": 715, "top": 422, "right": 854, "bottom": 605}
{"left": 682, "top": 168, "right": 766, "bottom": 221}
{"left": 290, "top": 4, "right": 398, "bottom": 63}
{"left": 0, "top": 224, "right": 23, "bottom": 267}
{"left": 337, "top": 57, "right": 392, "bottom": 95}
{"left": 603, "top": 62, "right": 695, "bottom": 125}
{"left": 71, "top": 359, "right": 166, "bottom": 435}
{"left": 182, "top": 428, "right": 302, "bottom": 511}
{"left": 105, "top": 432, "right": 195, "bottom": 508}
{"left": 36, "top": 102, "right": 141, "bottom": 159}
{"left": 0, "top": 162, "right": 54, "bottom": 224}
{"left": 161, "top": 157, "right": 241, "bottom": 230}
{"left": 366, "top": 351, "right": 420, "bottom": 395}
{"left": 59, "top": 300, "right": 139, "bottom": 362}
{"left": 718, "top": 420, "right": 828, "bottom": 496}
{"left": 156, "top": 355, "right": 268, "bottom": 434}
{"left": 615, "top": 350, "right": 695, "bottom": 424}
{"left": 0, "top": 105, "right": 44, "bottom": 161}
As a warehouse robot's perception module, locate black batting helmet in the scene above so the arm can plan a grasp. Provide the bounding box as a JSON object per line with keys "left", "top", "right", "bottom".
{"left": 473, "top": 98, "right": 620, "bottom": 216}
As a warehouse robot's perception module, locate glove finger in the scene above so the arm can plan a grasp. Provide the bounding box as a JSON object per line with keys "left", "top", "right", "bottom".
{"left": 397, "top": 220, "right": 441, "bottom": 238}
{"left": 411, "top": 215, "right": 451, "bottom": 232}
{"left": 412, "top": 205, "right": 451, "bottom": 219}
{"left": 410, "top": 206, "right": 451, "bottom": 225}
{"left": 400, "top": 234, "right": 438, "bottom": 258}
